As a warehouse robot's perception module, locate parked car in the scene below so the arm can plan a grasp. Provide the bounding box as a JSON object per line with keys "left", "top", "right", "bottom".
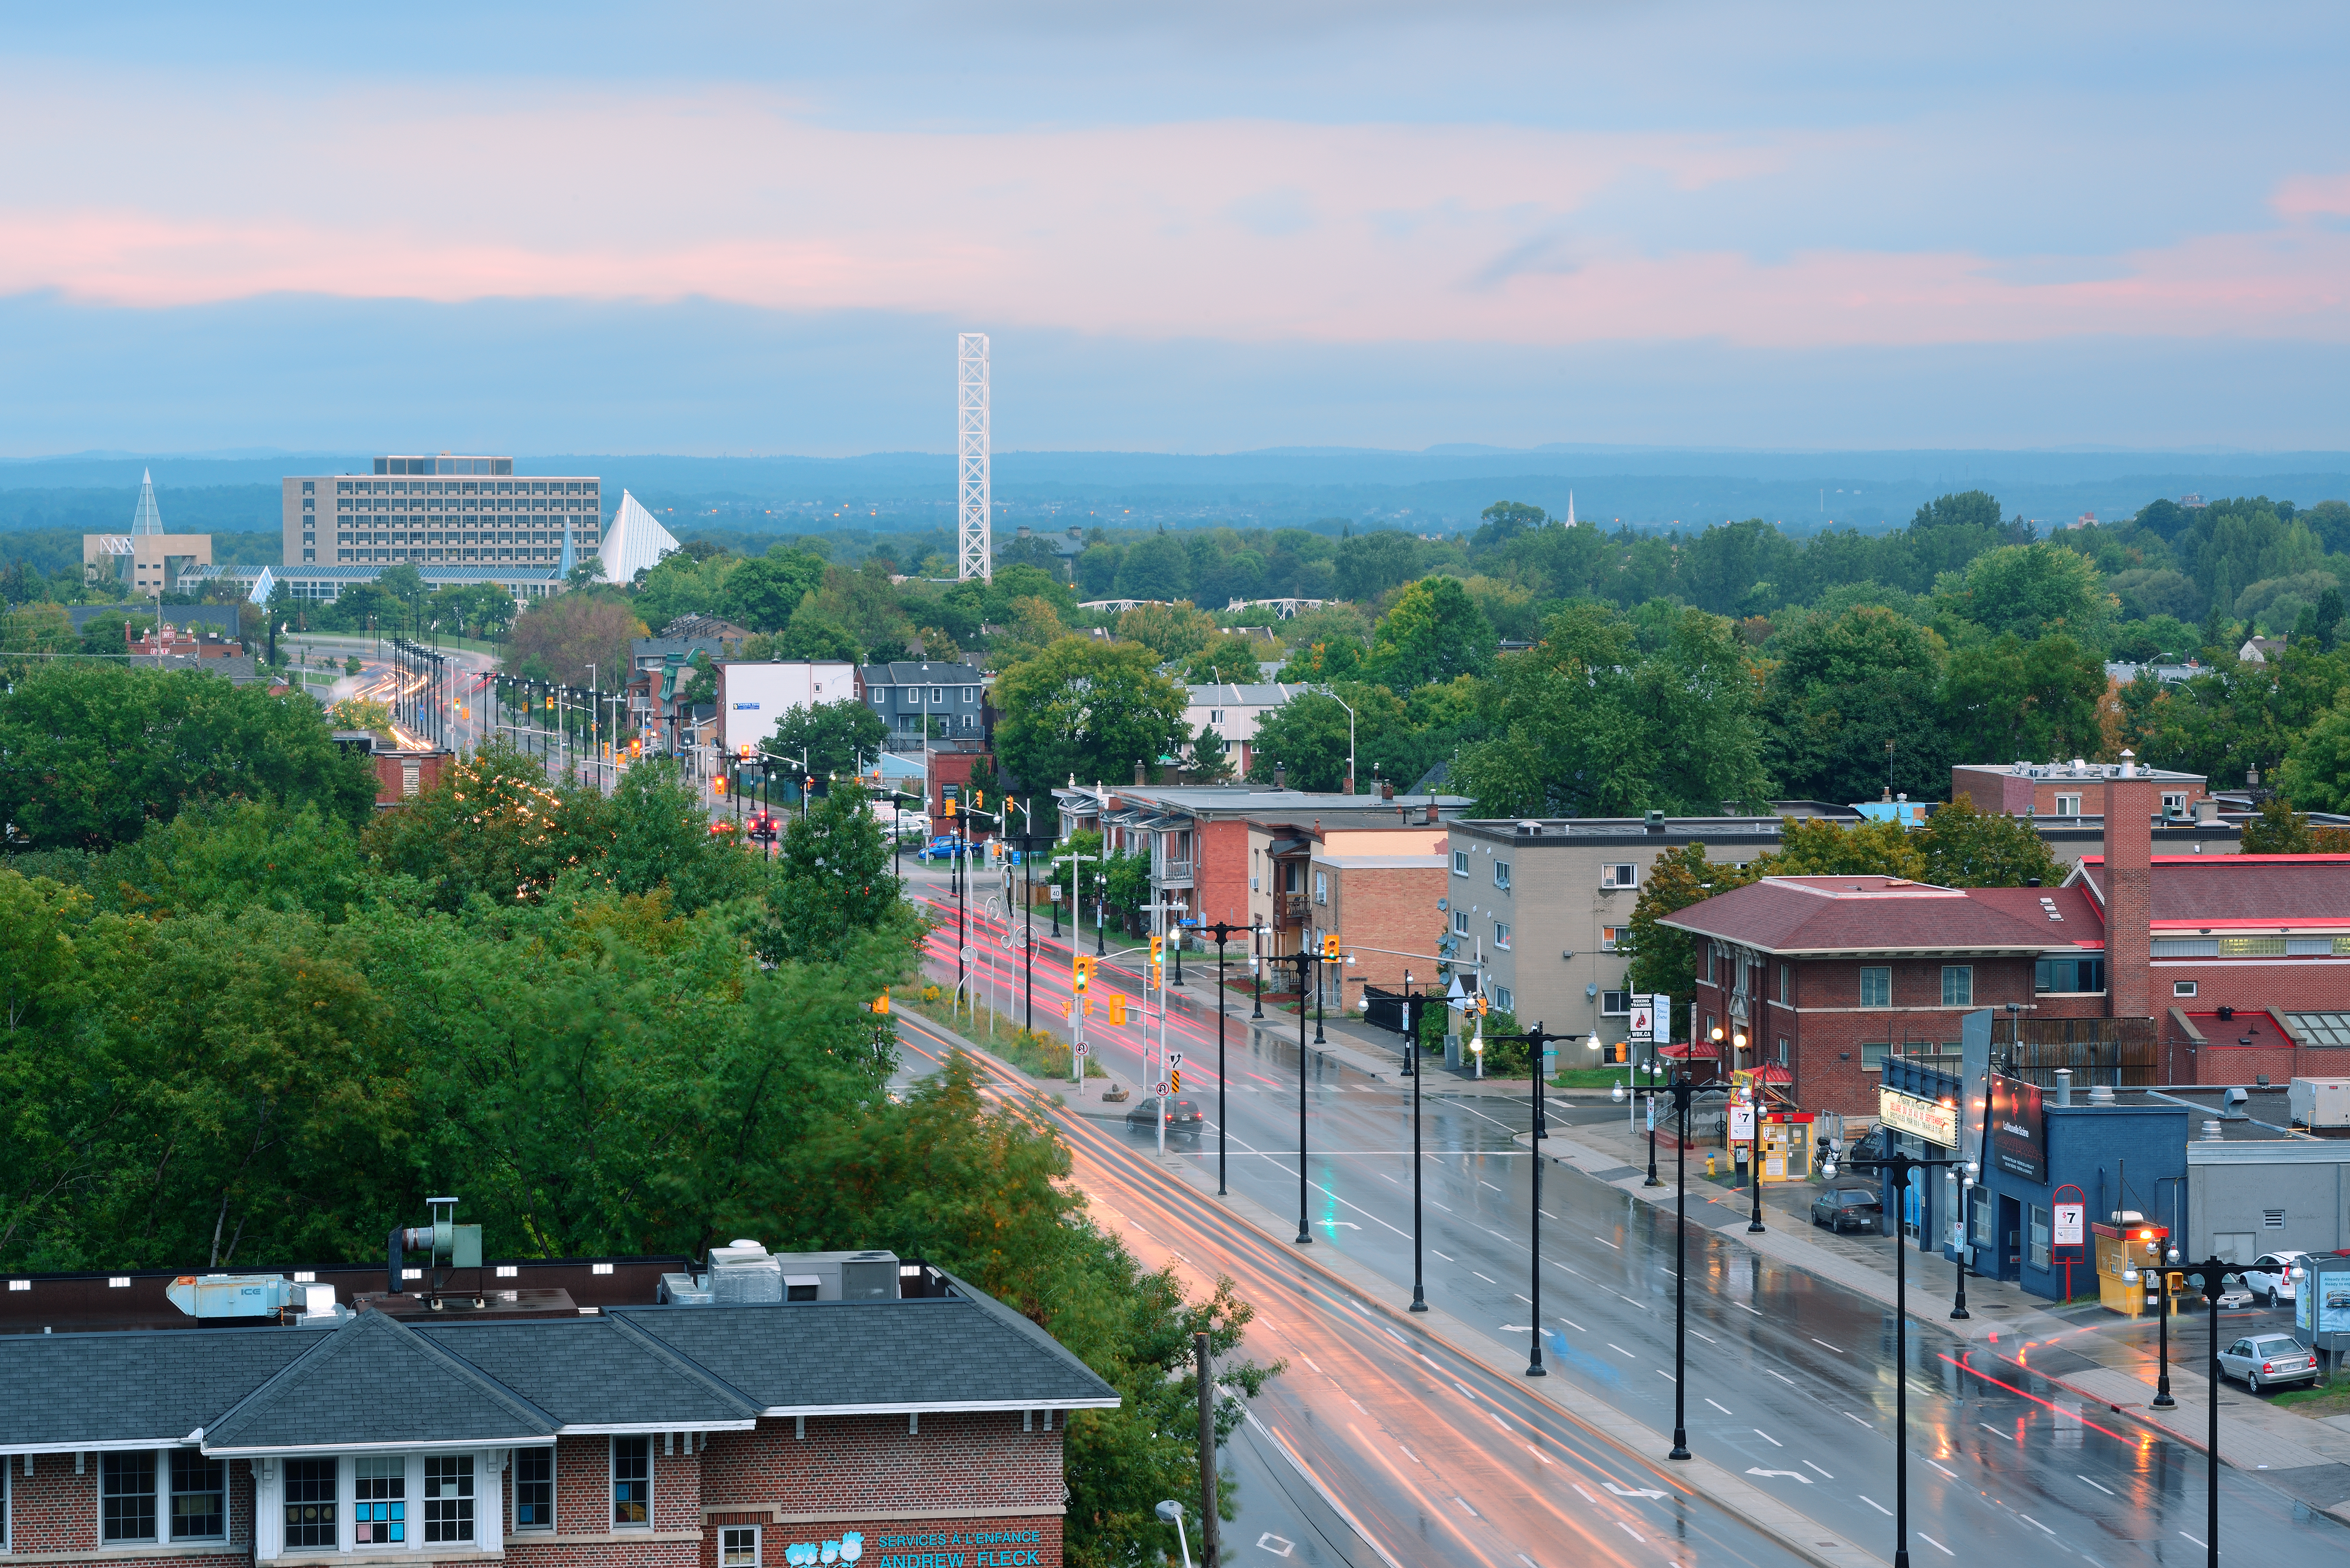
{"left": 2241, "top": 1252, "right": 2312, "bottom": 1308}
{"left": 916, "top": 836, "right": 969, "bottom": 862}
{"left": 1125, "top": 1096, "right": 1207, "bottom": 1138}
{"left": 2218, "top": 1332, "right": 2319, "bottom": 1392}
{"left": 1811, "top": 1186, "right": 1884, "bottom": 1233}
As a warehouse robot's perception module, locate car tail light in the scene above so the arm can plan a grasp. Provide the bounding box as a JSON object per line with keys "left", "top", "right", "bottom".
{"left": 2263, "top": 1362, "right": 2274, "bottom": 1373}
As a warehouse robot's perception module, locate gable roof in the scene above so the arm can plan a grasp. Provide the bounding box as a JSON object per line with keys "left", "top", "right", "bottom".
{"left": 204, "top": 1305, "right": 559, "bottom": 1455}
{"left": 417, "top": 1315, "right": 759, "bottom": 1431}
{"left": 1659, "top": 875, "right": 2103, "bottom": 956}
{"left": 0, "top": 1327, "right": 316, "bottom": 1453}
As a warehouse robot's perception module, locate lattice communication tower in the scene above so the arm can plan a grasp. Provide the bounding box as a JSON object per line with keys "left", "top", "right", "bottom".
{"left": 957, "top": 333, "right": 992, "bottom": 581}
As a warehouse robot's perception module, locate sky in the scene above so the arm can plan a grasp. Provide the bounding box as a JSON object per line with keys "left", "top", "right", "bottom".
{"left": 2, "top": 2, "right": 2346, "bottom": 455}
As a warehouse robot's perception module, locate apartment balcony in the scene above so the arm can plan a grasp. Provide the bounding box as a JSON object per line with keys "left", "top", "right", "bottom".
{"left": 1156, "top": 858, "right": 1194, "bottom": 886}
{"left": 1274, "top": 892, "right": 1309, "bottom": 926}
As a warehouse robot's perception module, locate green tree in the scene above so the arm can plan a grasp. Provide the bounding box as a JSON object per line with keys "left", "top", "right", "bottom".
{"left": 504, "top": 592, "right": 649, "bottom": 689}
{"left": 1333, "top": 531, "right": 1418, "bottom": 601}
{"left": 2239, "top": 796, "right": 2317, "bottom": 853}
{"left": 1759, "top": 606, "right": 1948, "bottom": 803}
{"left": 1111, "top": 532, "right": 1193, "bottom": 601}
{"left": 361, "top": 741, "right": 615, "bottom": 911}
{"left": 1179, "top": 629, "right": 1268, "bottom": 683}
{"left": 104, "top": 799, "right": 368, "bottom": 921}
{"left": 722, "top": 546, "right": 829, "bottom": 633}
{"left": 1939, "top": 633, "right": 2107, "bottom": 764}
{"left": 991, "top": 637, "right": 1189, "bottom": 791}
{"left": 763, "top": 784, "right": 908, "bottom": 962}
{"left": 0, "top": 662, "right": 377, "bottom": 850}
{"left": 1911, "top": 795, "right": 2064, "bottom": 887}
{"left": 1620, "top": 844, "right": 1761, "bottom": 1039}
{"left": 776, "top": 597, "right": 864, "bottom": 662}
{"left": 2279, "top": 695, "right": 2350, "bottom": 813}
{"left": 1750, "top": 816, "right": 1927, "bottom": 879}
{"left": 1450, "top": 604, "right": 1652, "bottom": 817}
{"left": 764, "top": 697, "right": 890, "bottom": 781}
{"left": 1363, "top": 575, "right": 1495, "bottom": 687}
{"left": 1471, "top": 500, "right": 1548, "bottom": 549}
{"left": 1115, "top": 601, "right": 1219, "bottom": 665}
{"left": 1245, "top": 688, "right": 1396, "bottom": 792}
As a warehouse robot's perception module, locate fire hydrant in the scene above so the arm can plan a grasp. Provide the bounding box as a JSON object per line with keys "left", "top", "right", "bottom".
{"left": 1705, "top": 1153, "right": 1718, "bottom": 1178}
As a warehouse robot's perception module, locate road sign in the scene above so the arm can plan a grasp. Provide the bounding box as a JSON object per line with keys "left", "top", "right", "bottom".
{"left": 2054, "top": 1203, "right": 2085, "bottom": 1246}
{"left": 960, "top": 946, "right": 976, "bottom": 964}
{"left": 1074, "top": 1043, "right": 1088, "bottom": 1057}
{"left": 1730, "top": 1103, "right": 1756, "bottom": 1142}
{"left": 1168, "top": 1052, "right": 1183, "bottom": 1069}
{"left": 1155, "top": 1081, "right": 1169, "bottom": 1097}
{"left": 1627, "top": 999, "right": 1655, "bottom": 1039}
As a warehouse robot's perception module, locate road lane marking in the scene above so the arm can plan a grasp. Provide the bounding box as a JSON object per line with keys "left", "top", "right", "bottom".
{"left": 1515, "top": 1294, "right": 1531, "bottom": 1303}
{"left": 1556, "top": 1314, "right": 1586, "bottom": 1331}
{"left": 1540, "top": 1210, "right": 1558, "bottom": 1219}
{"left": 1452, "top": 1497, "right": 1478, "bottom": 1517}
{"left": 1766, "top": 1370, "right": 1797, "bottom": 1385}
{"left": 1594, "top": 1236, "right": 1621, "bottom": 1248}
{"left": 1607, "top": 1344, "right": 1634, "bottom": 1356}
{"left": 2020, "top": 1516, "right": 2056, "bottom": 1536}
{"left": 1753, "top": 1429, "right": 1781, "bottom": 1446}
{"left": 1525, "top": 1446, "right": 1553, "bottom": 1466}
{"left": 1745, "top": 1469, "right": 1809, "bottom": 1483}
{"left": 1735, "top": 1302, "right": 1763, "bottom": 1315}
{"left": 1690, "top": 1329, "right": 1717, "bottom": 1344}
{"left": 2077, "top": 1475, "right": 2113, "bottom": 1495}
{"left": 1656, "top": 1370, "right": 1676, "bottom": 1382}
{"left": 1399, "top": 1444, "right": 1420, "bottom": 1463}
{"left": 1803, "top": 1461, "right": 1833, "bottom": 1480}
{"left": 1433, "top": 1250, "right": 1454, "bottom": 1261}
{"left": 1860, "top": 1496, "right": 1891, "bottom": 1516}
{"left": 1706, "top": 1399, "right": 1733, "bottom": 1416}
{"left": 2181, "top": 1533, "right": 2204, "bottom": 1548}
{"left": 1482, "top": 1181, "right": 1504, "bottom": 1192}
{"left": 1978, "top": 1422, "right": 2009, "bottom": 1439}
{"left": 1472, "top": 1271, "right": 1498, "bottom": 1283}
{"left": 1257, "top": 1534, "right": 1295, "bottom": 1557}
{"left": 1616, "top": 1523, "right": 1643, "bottom": 1542}
{"left": 1927, "top": 1460, "right": 1957, "bottom": 1479}
{"left": 1301, "top": 1356, "right": 1323, "bottom": 1372}
{"left": 1915, "top": 1533, "right": 1953, "bottom": 1557}
{"left": 1572, "top": 1484, "right": 1599, "bottom": 1503}
{"left": 1809, "top": 1337, "right": 1843, "bottom": 1352}
{"left": 1844, "top": 1413, "right": 1874, "bottom": 1429}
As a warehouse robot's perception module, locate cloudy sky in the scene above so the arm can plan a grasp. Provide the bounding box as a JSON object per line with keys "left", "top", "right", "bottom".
{"left": 3, "top": 2, "right": 2345, "bottom": 454}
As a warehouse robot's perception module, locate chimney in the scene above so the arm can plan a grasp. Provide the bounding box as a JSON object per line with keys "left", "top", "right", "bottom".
{"left": 1134, "top": 759, "right": 1147, "bottom": 786}
{"left": 1275, "top": 764, "right": 1286, "bottom": 791}
{"left": 2100, "top": 773, "right": 2159, "bottom": 1021}
{"left": 1422, "top": 802, "right": 1437, "bottom": 825}
{"left": 1380, "top": 779, "right": 1394, "bottom": 801}
{"left": 2054, "top": 1068, "right": 2073, "bottom": 1107}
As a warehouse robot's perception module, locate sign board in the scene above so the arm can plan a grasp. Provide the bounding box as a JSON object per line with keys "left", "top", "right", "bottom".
{"left": 1877, "top": 1087, "right": 1960, "bottom": 1148}
{"left": 1627, "top": 997, "right": 1655, "bottom": 1039}
{"left": 2053, "top": 1203, "right": 2085, "bottom": 1247}
{"left": 1155, "top": 1081, "right": 1169, "bottom": 1098}
{"left": 1651, "top": 995, "right": 1672, "bottom": 1044}
{"left": 1168, "top": 1052, "right": 1183, "bottom": 1069}
{"left": 1729, "top": 1103, "right": 1756, "bottom": 1142}
{"left": 1988, "top": 1074, "right": 2047, "bottom": 1182}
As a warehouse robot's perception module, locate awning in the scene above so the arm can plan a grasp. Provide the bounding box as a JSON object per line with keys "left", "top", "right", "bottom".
{"left": 1746, "top": 1064, "right": 1794, "bottom": 1085}
{"left": 1264, "top": 837, "right": 1308, "bottom": 856}
{"left": 1657, "top": 1042, "right": 1717, "bottom": 1059}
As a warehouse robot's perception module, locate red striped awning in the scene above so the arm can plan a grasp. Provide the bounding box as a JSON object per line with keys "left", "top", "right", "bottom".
{"left": 1657, "top": 1042, "right": 1717, "bottom": 1058}
{"left": 1746, "top": 1064, "right": 1794, "bottom": 1085}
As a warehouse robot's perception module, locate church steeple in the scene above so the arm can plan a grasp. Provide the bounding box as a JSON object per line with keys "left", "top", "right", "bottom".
{"left": 129, "top": 468, "right": 164, "bottom": 536}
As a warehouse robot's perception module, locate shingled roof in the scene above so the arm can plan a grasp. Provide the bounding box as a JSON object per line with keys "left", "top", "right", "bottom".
{"left": 2071, "top": 854, "right": 2350, "bottom": 928}
{"left": 1659, "top": 875, "right": 2105, "bottom": 956}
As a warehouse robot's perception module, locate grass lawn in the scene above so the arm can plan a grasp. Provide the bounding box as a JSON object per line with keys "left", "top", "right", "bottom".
{"left": 2266, "top": 1378, "right": 2350, "bottom": 1418}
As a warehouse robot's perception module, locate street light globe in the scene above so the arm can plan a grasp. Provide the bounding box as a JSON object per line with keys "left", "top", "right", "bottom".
{"left": 2122, "top": 1262, "right": 2140, "bottom": 1284}
{"left": 1709, "top": 1026, "right": 1724, "bottom": 1042}
{"left": 1612, "top": 1082, "right": 1626, "bottom": 1103}
{"left": 1820, "top": 1158, "right": 1838, "bottom": 1179}
{"left": 1733, "top": 1031, "right": 1747, "bottom": 1050}
{"left": 2168, "top": 1247, "right": 2182, "bottom": 1266}
{"left": 1154, "top": 1501, "right": 1184, "bottom": 1523}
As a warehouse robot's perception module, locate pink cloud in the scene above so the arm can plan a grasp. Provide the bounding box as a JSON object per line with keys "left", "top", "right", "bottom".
{"left": 0, "top": 81, "right": 2342, "bottom": 347}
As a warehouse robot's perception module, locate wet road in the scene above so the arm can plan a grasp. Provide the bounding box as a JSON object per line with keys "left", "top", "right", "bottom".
{"left": 906, "top": 877, "right": 2350, "bottom": 1566}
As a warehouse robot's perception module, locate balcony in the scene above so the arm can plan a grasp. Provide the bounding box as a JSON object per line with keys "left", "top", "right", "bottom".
{"left": 1156, "top": 858, "right": 1194, "bottom": 885}
{"left": 1275, "top": 892, "right": 1309, "bottom": 926}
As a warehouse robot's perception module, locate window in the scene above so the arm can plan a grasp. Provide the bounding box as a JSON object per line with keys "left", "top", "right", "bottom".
{"left": 1494, "top": 922, "right": 1512, "bottom": 949}
{"left": 171, "top": 1452, "right": 225, "bottom": 1541}
{"left": 102, "top": 1452, "right": 157, "bottom": 1543}
{"left": 424, "top": 1456, "right": 474, "bottom": 1543}
{"left": 1705, "top": 944, "right": 1717, "bottom": 984}
{"left": 1941, "top": 966, "right": 1973, "bottom": 1006}
{"left": 1601, "top": 863, "right": 1637, "bottom": 889}
{"left": 722, "top": 1527, "right": 763, "bottom": 1568}
{"left": 2054, "top": 793, "right": 2082, "bottom": 816}
{"left": 613, "top": 1436, "right": 652, "bottom": 1527}
{"left": 1453, "top": 850, "right": 1468, "bottom": 876}
{"left": 1452, "top": 910, "right": 1468, "bottom": 935}
{"left": 2284, "top": 1011, "right": 2350, "bottom": 1045}
{"left": 284, "top": 1460, "right": 337, "bottom": 1549}
{"left": 514, "top": 1449, "right": 554, "bottom": 1530}
{"left": 963, "top": 687, "right": 976, "bottom": 702}
{"left": 1860, "top": 1043, "right": 1890, "bottom": 1070}
{"left": 1313, "top": 871, "right": 1328, "bottom": 905}
{"left": 2036, "top": 956, "right": 2106, "bottom": 994}
{"left": 2163, "top": 792, "right": 2189, "bottom": 817}
{"left": 1493, "top": 860, "right": 1511, "bottom": 890}
{"left": 1601, "top": 926, "right": 1624, "bottom": 952}
{"left": 1778, "top": 963, "right": 1790, "bottom": 1003}
{"left": 1859, "top": 967, "right": 1890, "bottom": 1007}
{"left": 1494, "top": 986, "right": 1513, "bottom": 1012}
{"left": 355, "top": 1457, "right": 405, "bottom": 1544}
{"left": 2029, "top": 1204, "right": 2052, "bottom": 1270}
{"left": 931, "top": 687, "right": 943, "bottom": 703}
{"left": 1601, "top": 990, "right": 1631, "bottom": 1016}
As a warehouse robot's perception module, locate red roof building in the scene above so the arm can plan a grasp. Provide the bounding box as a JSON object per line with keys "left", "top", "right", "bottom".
{"left": 1662, "top": 773, "right": 2350, "bottom": 1113}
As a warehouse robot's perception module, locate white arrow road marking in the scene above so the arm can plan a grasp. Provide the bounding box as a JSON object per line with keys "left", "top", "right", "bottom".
{"left": 1602, "top": 1482, "right": 1666, "bottom": 1499}
{"left": 1745, "top": 1469, "right": 1811, "bottom": 1482}
{"left": 1500, "top": 1324, "right": 1533, "bottom": 1332}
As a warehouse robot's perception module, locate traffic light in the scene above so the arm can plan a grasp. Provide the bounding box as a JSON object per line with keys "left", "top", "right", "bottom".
{"left": 973, "top": 789, "right": 984, "bottom": 811}
{"left": 943, "top": 797, "right": 957, "bottom": 819}
{"left": 1074, "top": 956, "right": 1093, "bottom": 992}
{"left": 1476, "top": 994, "right": 1490, "bottom": 1018}
{"left": 1109, "top": 994, "right": 1128, "bottom": 1025}
{"left": 713, "top": 776, "right": 727, "bottom": 796}
{"left": 872, "top": 992, "right": 891, "bottom": 1016}
{"left": 1322, "top": 932, "right": 1340, "bottom": 960}
{"left": 629, "top": 736, "right": 642, "bottom": 758}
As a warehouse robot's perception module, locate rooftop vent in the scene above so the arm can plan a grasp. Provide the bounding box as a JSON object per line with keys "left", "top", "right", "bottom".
{"left": 2201, "top": 1119, "right": 2226, "bottom": 1141}
{"left": 2089, "top": 1083, "right": 2116, "bottom": 1105}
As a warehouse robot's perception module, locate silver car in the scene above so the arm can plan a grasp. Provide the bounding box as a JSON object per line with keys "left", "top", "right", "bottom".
{"left": 2240, "top": 1252, "right": 2310, "bottom": 1308}
{"left": 2217, "top": 1333, "right": 2319, "bottom": 1392}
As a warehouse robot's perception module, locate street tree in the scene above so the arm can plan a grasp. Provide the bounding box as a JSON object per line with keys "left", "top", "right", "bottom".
{"left": 991, "top": 635, "right": 1188, "bottom": 791}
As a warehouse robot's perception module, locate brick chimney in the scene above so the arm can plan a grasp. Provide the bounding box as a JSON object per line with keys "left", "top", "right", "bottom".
{"left": 2102, "top": 761, "right": 2160, "bottom": 1021}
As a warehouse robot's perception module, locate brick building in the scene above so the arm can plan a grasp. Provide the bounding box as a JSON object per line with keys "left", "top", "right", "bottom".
{"left": 0, "top": 1248, "right": 1114, "bottom": 1568}
{"left": 1950, "top": 756, "right": 2210, "bottom": 820}
{"left": 1663, "top": 772, "right": 2350, "bottom": 1114}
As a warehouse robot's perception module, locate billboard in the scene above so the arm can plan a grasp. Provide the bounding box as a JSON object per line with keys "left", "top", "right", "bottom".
{"left": 1988, "top": 1073, "right": 2046, "bottom": 1182}
{"left": 718, "top": 662, "right": 860, "bottom": 757}
{"left": 1878, "top": 1087, "right": 1959, "bottom": 1148}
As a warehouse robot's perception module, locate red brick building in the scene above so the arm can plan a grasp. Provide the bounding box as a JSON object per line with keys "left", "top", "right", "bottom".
{"left": 1663, "top": 773, "right": 2350, "bottom": 1112}
{"left": 0, "top": 1250, "right": 1113, "bottom": 1568}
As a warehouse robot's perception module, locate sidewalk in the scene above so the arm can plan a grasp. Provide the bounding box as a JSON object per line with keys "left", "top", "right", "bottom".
{"left": 1532, "top": 1113, "right": 2350, "bottom": 1511}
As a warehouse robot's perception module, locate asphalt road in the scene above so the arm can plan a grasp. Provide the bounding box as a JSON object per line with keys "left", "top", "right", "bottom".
{"left": 906, "top": 870, "right": 2350, "bottom": 1567}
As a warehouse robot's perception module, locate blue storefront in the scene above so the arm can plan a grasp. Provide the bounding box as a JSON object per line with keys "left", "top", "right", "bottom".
{"left": 1970, "top": 1089, "right": 2189, "bottom": 1303}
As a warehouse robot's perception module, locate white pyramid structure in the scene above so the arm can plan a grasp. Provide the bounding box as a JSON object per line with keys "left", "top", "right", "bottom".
{"left": 598, "top": 490, "right": 682, "bottom": 584}
{"left": 129, "top": 468, "right": 164, "bottom": 535}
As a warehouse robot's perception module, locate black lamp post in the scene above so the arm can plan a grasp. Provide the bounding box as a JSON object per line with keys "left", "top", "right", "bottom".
{"left": 1202, "top": 921, "right": 1247, "bottom": 1199}
{"left": 1490, "top": 1021, "right": 1579, "bottom": 1377}
{"left": 1250, "top": 921, "right": 1265, "bottom": 1019}
{"left": 1005, "top": 829, "right": 1057, "bottom": 1032}
{"left": 1658, "top": 1069, "right": 1737, "bottom": 1458}
{"left": 1274, "top": 948, "right": 1324, "bottom": 1245}
{"left": 2164, "top": 1256, "right": 2250, "bottom": 1568}
{"left": 1402, "top": 975, "right": 1428, "bottom": 1312}
{"left": 2125, "top": 1238, "right": 2180, "bottom": 1408}
{"left": 1822, "top": 1141, "right": 1980, "bottom": 1568}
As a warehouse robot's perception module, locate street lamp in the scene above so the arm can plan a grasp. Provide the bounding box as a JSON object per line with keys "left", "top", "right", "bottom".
{"left": 1821, "top": 1141, "right": 1977, "bottom": 1568}
{"left": 1489, "top": 1021, "right": 1578, "bottom": 1378}
{"left": 1403, "top": 973, "right": 1429, "bottom": 1313}
{"left": 1275, "top": 946, "right": 1326, "bottom": 1245}
{"left": 1201, "top": 920, "right": 1249, "bottom": 1199}
{"left": 1154, "top": 1502, "right": 1191, "bottom": 1568}
{"left": 1658, "top": 1068, "right": 1738, "bottom": 1459}
{"left": 1250, "top": 921, "right": 1265, "bottom": 1019}
{"left": 2155, "top": 1255, "right": 2254, "bottom": 1568}
{"left": 1322, "top": 687, "right": 1357, "bottom": 795}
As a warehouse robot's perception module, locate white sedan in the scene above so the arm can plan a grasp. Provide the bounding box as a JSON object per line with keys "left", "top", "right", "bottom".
{"left": 2217, "top": 1333, "right": 2319, "bottom": 1392}
{"left": 2241, "top": 1252, "right": 2312, "bottom": 1308}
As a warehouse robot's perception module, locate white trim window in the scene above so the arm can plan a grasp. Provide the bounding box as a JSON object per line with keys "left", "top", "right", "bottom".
{"left": 722, "top": 1526, "right": 763, "bottom": 1568}
{"left": 613, "top": 1436, "right": 653, "bottom": 1528}
{"left": 1601, "top": 926, "right": 1625, "bottom": 953}
{"left": 1601, "top": 863, "right": 1637, "bottom": 889}
{"left": 2054, "top": 793, "right": 2082, "bottom": 816}
{"left": 1859, "top": 966, "right": 1891, "bottom": 1008}
{"left": 1453, "top": 850, "right": 1469, "bottom": 876}
{"left": 2175, "top": 979, "right": 2198, "bottom": 997}
{"left": 423, "top": 1456, "right": 475, "bottom": 1544}
{"left": 1314, "top": 871, "right": 1328, "bottom": 905}
{"left": 514, "top": 1447, "right": 554, "bottom": 1532}
{"left": 1453, "top": 910, "right": 1469, "bottom": 935}
{"left": 1601, "top": 990, "right": 1632, "bottom": 1016}
{"left": 1494, "top": 986, "right": 1514, "bottom": 1012}
{"left": 1493, "top": 922, "right": 1512, "bottom": 949}
{"left": 1941, "top": 965, "right": 1973, "bottom": 1006}
{"left": 1494, "top": 861, "right": 1512, "bottom": 890}
{"left": 355, "top": 1456, "right": 406, "bottom": 1545}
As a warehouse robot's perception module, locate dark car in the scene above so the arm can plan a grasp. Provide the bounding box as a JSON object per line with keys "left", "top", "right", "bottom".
{"left": 1125, "top": 1097, "right": 1207, "bottom": 1138}
{"left": 1811, "top": 1186, "right": 1883, "bottom": 1233}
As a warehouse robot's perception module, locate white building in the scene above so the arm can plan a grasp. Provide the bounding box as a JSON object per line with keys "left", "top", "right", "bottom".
{"left": 1184, "top": 683, "right": 1310, "bottom": 774}
{"left": 717, "top": 661, "right": 862, "bottom": 757}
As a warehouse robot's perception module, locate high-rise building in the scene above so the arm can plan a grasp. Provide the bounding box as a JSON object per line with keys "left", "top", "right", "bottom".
{"left": 281, "top": 453, "right": 602, "bottom": 569}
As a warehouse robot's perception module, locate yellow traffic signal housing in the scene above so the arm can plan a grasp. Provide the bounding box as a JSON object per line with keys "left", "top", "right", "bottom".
{"left": 973, "top": 789, "right": 984, "bottom": 810}
{"left": 713, "top": 776, "right": 727, "bottom": 796}
{"left": 1322, "top": 933, "right": 1340, "bottom": 960}
{"left": 1109, "top": 994, "right": 1128, "bottom": 1025}
{"left": 943, "top": 797, "right": 957, "bottom": 818}
{"left": 873, "top": 992, "right": 891, "bottom": 1016}
{"left": 1476, "top": 994, "right": 1490, "bottom": 1017}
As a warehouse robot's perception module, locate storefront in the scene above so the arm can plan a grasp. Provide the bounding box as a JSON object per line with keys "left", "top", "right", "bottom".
{"left": 1971, "top": 1089, "right": 2189, "bottom": 1302}
{"left": 1878, "top": 1059, "right": 1964, "bottom": 1249}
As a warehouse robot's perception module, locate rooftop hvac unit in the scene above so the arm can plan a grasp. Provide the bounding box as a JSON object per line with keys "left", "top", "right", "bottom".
{"left": 662, "top": 1247, "right": 903, "bottom": 1306}
{"left": 2290, "top": 1078, "right": 2350, "bottom": 1130}
{"left": 708, "top": 1239, "right": 784, "bottom": 1304}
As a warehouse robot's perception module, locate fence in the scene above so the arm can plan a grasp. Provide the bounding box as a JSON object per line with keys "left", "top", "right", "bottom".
{"left": 1996, "top": 1017, "right": 2158, "bottom": 1087}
